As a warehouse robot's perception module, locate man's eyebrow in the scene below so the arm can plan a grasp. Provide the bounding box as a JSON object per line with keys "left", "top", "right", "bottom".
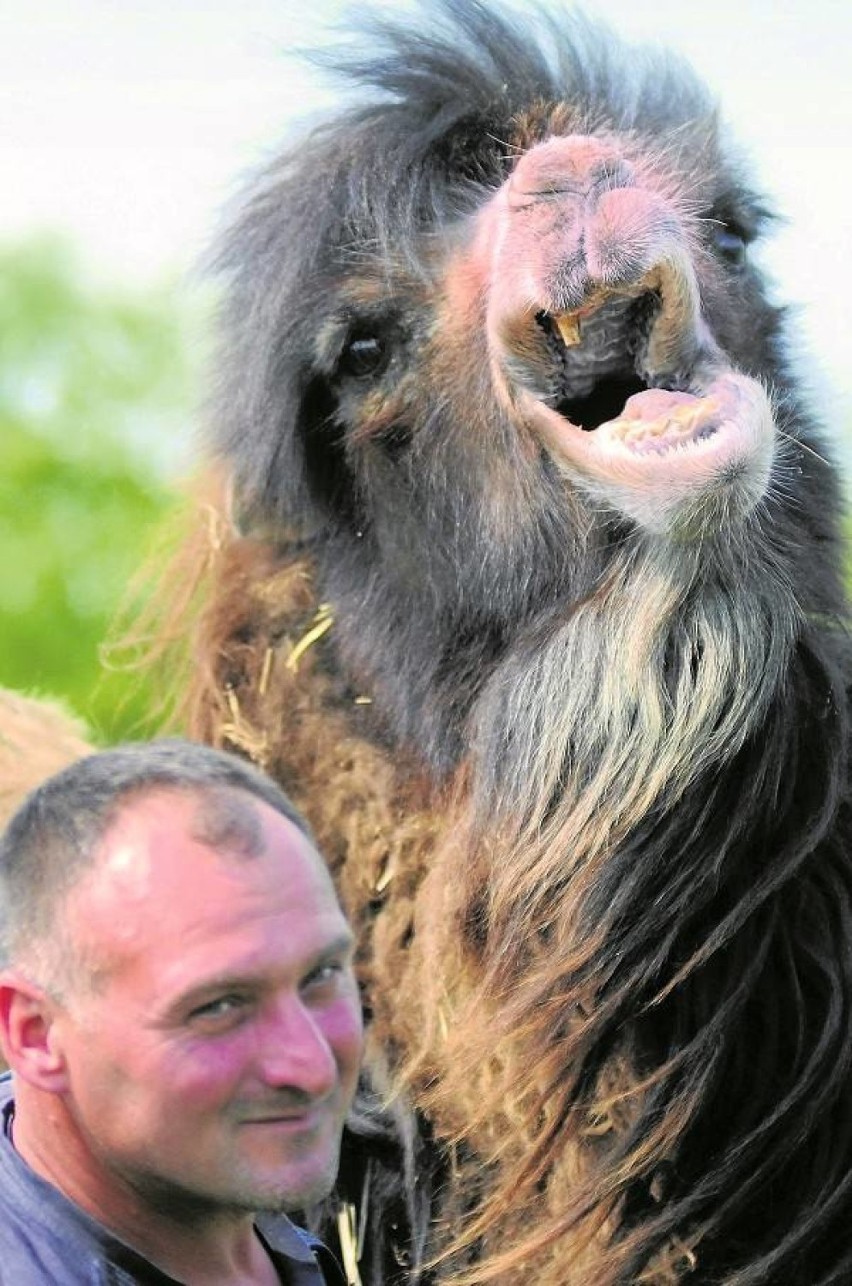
{"left": 302, "top": 931, "right": 358, "bottom": 978}
{"left": 314, "top": 930, "right": 357, "bottom": 962}
{"left": 156, "top": 975, "right": 254, "bottom": 1024}
{"left": 159, "top": 931, "right": 357, "bottom": 1019}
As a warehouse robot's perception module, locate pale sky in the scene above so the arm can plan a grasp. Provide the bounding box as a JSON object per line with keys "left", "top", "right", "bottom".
{"left": 3, "top": 0, "right": 850, "bottom": 445}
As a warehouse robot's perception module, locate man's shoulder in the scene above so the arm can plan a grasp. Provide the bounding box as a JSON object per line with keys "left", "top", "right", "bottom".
{"left": 258, "top": 1213, "right": 348, "bottom": 1286}
{"left": 0, "top": 1078, "right": 137, "bottom": 1285}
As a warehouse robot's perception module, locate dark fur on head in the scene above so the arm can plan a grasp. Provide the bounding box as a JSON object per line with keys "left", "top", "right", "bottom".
{"left": 174, "top": 1, "right": 852, "bottom": 1281}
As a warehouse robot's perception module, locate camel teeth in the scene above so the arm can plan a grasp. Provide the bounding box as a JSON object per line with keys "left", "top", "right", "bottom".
{"left": 554, "top": 313, "right": 582, "bottom": 347}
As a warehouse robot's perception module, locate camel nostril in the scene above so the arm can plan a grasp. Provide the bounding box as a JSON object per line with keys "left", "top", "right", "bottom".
{"left": 587, "top": 157, "right": 635, "bottom": 196}
{"left": 510, "top": 136, "right": 634, "bottom": 202}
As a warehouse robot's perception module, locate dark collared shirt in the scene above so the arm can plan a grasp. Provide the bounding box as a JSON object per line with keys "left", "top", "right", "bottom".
{"left": 0, "top": 1074, "right": 344, "bottom": 1285}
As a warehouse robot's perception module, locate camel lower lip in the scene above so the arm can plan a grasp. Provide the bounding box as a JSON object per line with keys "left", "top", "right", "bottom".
{"left": 524, "top": 371, "right": 776, "bottom": 532}
{"left": 598, "top": 387, "right": 724, "bottom": 454}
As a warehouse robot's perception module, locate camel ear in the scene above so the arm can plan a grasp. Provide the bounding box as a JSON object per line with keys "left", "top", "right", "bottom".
{"left": 214, "top": 368, "right": 343, "bottom": 544}
{"left": 225, "top": 472, "right": 327, "bottom": 545}
{"left": 224, "top": 475, "right": 265, "bottom": 540}
{"left": 0, "top": 972, "right": 68, "bottom": 1091}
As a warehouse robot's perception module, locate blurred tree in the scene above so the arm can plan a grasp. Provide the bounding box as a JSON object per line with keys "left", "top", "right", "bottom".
{"left": 0, "top": 238, "right": 198, "bottom": 742}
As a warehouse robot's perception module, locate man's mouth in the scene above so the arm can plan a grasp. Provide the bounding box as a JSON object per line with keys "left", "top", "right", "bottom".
{"left": 239, "top": 1102, "right": 328, "bottom": 1130}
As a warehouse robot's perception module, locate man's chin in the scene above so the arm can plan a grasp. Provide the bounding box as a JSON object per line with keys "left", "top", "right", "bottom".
{"left": 236, "top": 1151, "right": 343, "bottom": 1214}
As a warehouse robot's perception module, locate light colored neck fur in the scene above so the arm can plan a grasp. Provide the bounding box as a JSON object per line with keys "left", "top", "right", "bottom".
{"left": 472, "top": 534, "right": 801, "bottom": 896}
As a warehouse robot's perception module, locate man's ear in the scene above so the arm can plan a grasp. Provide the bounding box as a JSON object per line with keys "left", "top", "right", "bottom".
{"left": 0, "top": 972, "right": 68, "bottom": 1091}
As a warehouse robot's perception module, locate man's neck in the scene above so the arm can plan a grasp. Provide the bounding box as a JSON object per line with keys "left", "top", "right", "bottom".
{"left": 12, "top": 1095, "right": 283, "bottom": 1286}
{"left": 123, "top": 1218, "right": 284, "bottom": 1286}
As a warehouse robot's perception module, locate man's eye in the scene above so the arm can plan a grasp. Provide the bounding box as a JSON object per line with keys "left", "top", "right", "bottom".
{"left": 302, "top": 961, "right": 346, "bottom": 994}
{"left": 188, "top": 995, "right": 248, "bottom": 1026}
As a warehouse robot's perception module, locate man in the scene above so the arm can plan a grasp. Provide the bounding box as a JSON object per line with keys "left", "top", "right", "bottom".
{"left": 0, "top": 738, "right": 363, "bottom": 1284}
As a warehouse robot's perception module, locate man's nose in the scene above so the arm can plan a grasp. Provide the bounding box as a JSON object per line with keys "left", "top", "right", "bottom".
{"left": 257, "top": 998, "right": 339, "bottom": 1097}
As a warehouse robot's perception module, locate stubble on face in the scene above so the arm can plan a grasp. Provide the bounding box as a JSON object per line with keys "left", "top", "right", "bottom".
{"left": 50, "top": 789, "right": 363, "bottom": 1222}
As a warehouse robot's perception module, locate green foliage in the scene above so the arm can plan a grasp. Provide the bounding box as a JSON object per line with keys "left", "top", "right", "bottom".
{"left": 0, "top": 238, "right": 198, "bottom": 742}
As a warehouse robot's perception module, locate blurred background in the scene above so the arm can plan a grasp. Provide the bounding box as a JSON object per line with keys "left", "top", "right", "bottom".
{"left": 3, "top": 0, "right": 850, "bottom": 741}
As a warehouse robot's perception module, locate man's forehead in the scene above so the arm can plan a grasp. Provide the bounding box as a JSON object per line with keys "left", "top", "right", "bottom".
{"left": 96, "top": 785, "right": 315, "bottom": 872}
{"left": 66, "top": 787, "right": 337, "bottom": 949}
{"left": 188, "top": 787, "right": 266, "bottom": 858}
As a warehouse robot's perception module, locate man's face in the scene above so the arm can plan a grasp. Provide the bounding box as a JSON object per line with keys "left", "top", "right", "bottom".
{"left": 50, "top": 787, "right": 363, "bottom": 1217}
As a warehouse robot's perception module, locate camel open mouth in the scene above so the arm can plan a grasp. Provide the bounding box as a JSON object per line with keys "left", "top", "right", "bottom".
{"left": 516, "top": 284, "right": 776, "bottom": 532}
{"left": 534, "top": 285, "right": 727, "bottom": 448}
{"left": 536, "top": 291, "right": 656, "bottom": 432}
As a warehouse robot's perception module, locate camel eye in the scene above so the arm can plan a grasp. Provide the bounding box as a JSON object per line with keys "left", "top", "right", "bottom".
{"left": 340, "top": 333, "right": 389, "bottom": 379}
{"left": 714, "top": 226, "right": 747, "bottom": 268}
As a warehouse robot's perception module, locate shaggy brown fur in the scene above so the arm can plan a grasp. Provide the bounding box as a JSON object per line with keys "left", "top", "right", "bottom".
{"left": 145, "top": 4, "right": 852, "bottom": 1283}
{"left": 0, "top": 691, "right": 92, "bottom": 828}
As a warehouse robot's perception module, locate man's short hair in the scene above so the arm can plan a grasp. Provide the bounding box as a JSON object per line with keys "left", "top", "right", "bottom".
{"left": 0, "top": 738, "right": 312, "bottom": 980}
